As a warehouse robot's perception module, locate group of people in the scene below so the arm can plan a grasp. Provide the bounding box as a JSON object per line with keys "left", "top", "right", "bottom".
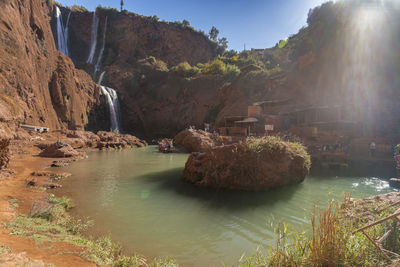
{"left": 321, "top": 142, "right": 349, "bottom": 153}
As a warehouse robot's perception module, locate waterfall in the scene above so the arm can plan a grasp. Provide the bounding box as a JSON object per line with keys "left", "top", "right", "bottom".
{"left": 98, "top": 71, "right": 106, "bottom": 85}
{"left": 64, "top": 11, "right": 71, "bottom": 53}
{"left": 87, "top": 11, "right": 99, "bottom": 64}
{"left": 55, "top": 7, "right": 70, "bottom": 56}
{"left": 94, "top": 17, "right": 108, "bottom": 74}
{"left": 100, "top": 86, "right": 120, "bottom": 132}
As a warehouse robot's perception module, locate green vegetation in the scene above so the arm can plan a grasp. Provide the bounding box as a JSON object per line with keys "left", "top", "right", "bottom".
{"left": 244, "top": 67, "right": 282, "bottom": 80}
{"left": 96, "top": 5, "right": 119, "bottom": 14}
{"left": 48, "top": 194, "right": 75, "bottom": 210}
{"left": 182, "top": 19, "right": 190, "bottom": 27}
{"left": 208, "top": 26, "right": 219, "bottom": 41}
{"left": 243, "top": 136, "right": 311, "bottom": 170}
{"left": 8, "top": 198, "right": 18, "bottom": 210}
{"left": 277, "top": 38, "right": 288, "bottom": 49}
{"left": 71, "top": 5, "right": 88, "bottom": 12}
{"left": 168, "top": 58, "right": 240, "bottom": 80}
{"left": 145, "top": 56, "right": 169, "bottom": 71}
{"left": 171, "top": 62, "right": 200, "bottom": 78}
{"left": 7, "top": 195, "right": 178, "bottom": 266}
{"left": 239, "top": 197, "right": 400, "bottom": 266}
{"left": 202, "top": 58, "right": 240, "bottom": 78}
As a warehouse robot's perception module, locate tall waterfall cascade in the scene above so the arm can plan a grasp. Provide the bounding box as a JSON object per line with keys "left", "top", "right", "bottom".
{"left": 94, "top": 16, "right": 108, "bottom": 74}
{"left": 98, "top": 71, "right": 106, "bottom": 86}
{"left": 99, "top": 72, "right": 120, "bottom": 132}
{"left": 55, "top": 7, "right": 71, "bottom": 56}
{"left": 100, "top": 86, "right": 121, "bottom": 132}
{"left": 87, "top": 12, "right": 99, "bottom": 64}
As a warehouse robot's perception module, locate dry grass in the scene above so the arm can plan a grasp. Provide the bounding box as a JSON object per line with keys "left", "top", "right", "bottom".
{"left": 240, "top": 197, "right": 400, "bottom": 267}
{"left": 243, "top": 136, "right": 311, "bottom": 170}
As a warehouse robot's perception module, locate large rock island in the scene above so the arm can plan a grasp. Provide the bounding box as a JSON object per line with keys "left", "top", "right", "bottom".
{"left": 183, "top": 136, "right": 311, "bottom": 191}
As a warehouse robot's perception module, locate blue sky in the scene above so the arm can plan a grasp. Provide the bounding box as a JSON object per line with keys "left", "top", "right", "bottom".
{"left": 57, "top": 0, "right": 329, "bottom": 51}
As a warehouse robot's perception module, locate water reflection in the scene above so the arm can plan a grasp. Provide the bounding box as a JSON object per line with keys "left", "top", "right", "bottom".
{"left": 54, "top": 146, "right": 396, "bottom": 266}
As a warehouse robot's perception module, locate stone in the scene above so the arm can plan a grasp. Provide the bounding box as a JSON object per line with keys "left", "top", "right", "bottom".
{"left": 0, "top": 130, "right": 11, "bottom": 170}
{"left": 29, "top": 200, "right": 54, "bottom": 219}
{"left": 65, "top": 130, "right": 100, "bottom": 147}
{"left": 174, "top": 129, "right": 219, "bottom": 152}
{"left": 39, "top": 141, "right": 85, "bottom": 158}
{"left": 389, "top": 178, "right": 400, "bottom": 189}
{"left": 96, "top": 131, "right": 147, "bottom": 149}
{"left": 183, "top": 137, "right": 311, "bottom": 191}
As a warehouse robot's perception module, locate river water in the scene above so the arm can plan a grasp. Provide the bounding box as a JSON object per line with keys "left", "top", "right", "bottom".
{"left": 54, "top": 146, "right": 396, "bottom": 266}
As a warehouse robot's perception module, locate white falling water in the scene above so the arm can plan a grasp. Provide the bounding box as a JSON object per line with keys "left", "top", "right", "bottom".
{"left": 55, "top": 7, "right": 70, "bottom": 56}
{"left": 100, "top": 85, "right": 120, "bottom": 132}
{"left": 87, "top": 11, "right": 99, "bottom": 64}
{"left": 64, "top": 11, "right": 71, "bottom": 53}
{"left": 98, "top": 71, "right": 106, "bottom": 85}
{"left": 94, "top": 16, "right": 108, "bottom": 74}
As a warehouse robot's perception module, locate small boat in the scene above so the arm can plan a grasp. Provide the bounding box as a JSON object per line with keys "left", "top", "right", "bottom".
{"left": 158, "top": 139, "right": 175, "bottom": 153}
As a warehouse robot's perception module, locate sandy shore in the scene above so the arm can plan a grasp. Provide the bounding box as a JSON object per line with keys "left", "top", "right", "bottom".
{"left": 0, "top": 135, "right": 95, "bottom": 266}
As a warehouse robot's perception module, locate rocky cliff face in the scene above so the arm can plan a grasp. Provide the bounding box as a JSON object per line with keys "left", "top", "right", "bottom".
{"left": 61, "top": 7, "right": 217, "bottom": 70}
{"left": 46, "top": 6, "right": 222, "bottom": 138}
{"left": 0, "top": 0, "right": 106, "bottom": 133}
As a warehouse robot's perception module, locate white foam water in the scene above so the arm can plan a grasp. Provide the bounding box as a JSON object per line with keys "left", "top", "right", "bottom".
{"left": 100, "top": 86, "right": 120, "bottom": 132}
{"left": 94, "top": 16, "right": 108, "bottom": 74}
{"left": 55, "top": 7, "right": 71, "bottom": 56}
{"left": 87, "top": 11, "right": 99, "bottom": 64}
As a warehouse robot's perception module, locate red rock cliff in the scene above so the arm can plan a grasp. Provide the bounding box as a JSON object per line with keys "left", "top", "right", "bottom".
{"left": 0, "top": 0, "right": 104, "bottom": 131}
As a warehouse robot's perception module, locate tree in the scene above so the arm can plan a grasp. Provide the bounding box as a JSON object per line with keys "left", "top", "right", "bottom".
{"left": 208, "top": 26, "right": 219, "bottom": 41}
{"left": 120, "top": 0, "right": 124, "bottom": 11}
{"left": 182, "top": 19, "right": 190, "bottom": 27}
{"left": 218, "top": 37, "right": 228, "bottom": 50}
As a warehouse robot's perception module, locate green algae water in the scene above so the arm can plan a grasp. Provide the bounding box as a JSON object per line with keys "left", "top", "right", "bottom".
{"left": 55, "top": 146, "right": 396, "bottom": 266}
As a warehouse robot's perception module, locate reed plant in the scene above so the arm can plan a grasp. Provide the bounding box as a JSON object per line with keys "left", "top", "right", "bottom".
{"left": 240, "top": 198, "right": 398, "bottom": 267}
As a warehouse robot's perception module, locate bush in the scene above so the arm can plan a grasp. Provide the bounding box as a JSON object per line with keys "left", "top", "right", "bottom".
{"left": 202, "top": 58, "right": 241, "bottom": 78}
{"left": 202, "top": 58, "right": 226, "bottom": 75}
{"left": 225, "top": 64, "right": 241, "bottom": 79}
{"left": 48, "top": 194, "right": 75, "bottom": 211}
{"left": 245, "top": 67, "right": 282, "bottom": 80}
{"left": 278, "top": 38, "right": 289, "bottom": 49}
{"left": 145, "top": 56, "right": 168, "bottom": 71}
{"left": 171, "top": 62, "right": 200, "bottom": 77}
{"left": 243, "top": 136, "right": 311, "bottom": 170}
{"left": 71, "top": 5, "right": 88, "bottom": 12}
{"left": 240, "top": 196, "right": 400, "bottom": 267}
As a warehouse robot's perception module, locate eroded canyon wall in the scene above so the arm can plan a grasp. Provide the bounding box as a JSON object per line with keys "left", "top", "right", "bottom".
{"left": 0, "top": 0, "right": 106, "bottom": 133}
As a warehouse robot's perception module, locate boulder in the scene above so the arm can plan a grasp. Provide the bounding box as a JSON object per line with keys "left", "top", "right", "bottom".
{"left": 39, "top": 141, "right": 85, "bottom": 158}
{"left": 389, "top": 178, "right": 400, "bottom": 189}
{"left": 0, "top": 130, "right": 11, "bottom": 170}
{"left": 29, "top": 200, "right": 53, "bottom": 220}
{"left": 97, "top": 131, "right": 147, "bottom": 149}
{"left": 60, "top": 138, "right": 86, "bottom": 149}
{"left": 174, "top": 129, "right": 218, "bottom": 152}
{"left": 183, "top": 136, "right": 311, "bottom": 191}
{"left": 66, "top": 130, "right": 100, "bottom": 147}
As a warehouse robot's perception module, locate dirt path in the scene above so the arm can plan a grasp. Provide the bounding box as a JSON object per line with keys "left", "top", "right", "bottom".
{"left": 0, "top": 139, "right": 95, "bottom": 266}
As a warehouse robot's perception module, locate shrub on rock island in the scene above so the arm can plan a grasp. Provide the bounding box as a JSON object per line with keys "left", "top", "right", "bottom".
{"left": 183, "top": 136, "right": 311, "bottom": 191}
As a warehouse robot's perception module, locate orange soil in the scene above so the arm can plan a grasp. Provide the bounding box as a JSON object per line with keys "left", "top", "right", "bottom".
{"left": 0, "top": 137, "right": 95, "bottom": 266}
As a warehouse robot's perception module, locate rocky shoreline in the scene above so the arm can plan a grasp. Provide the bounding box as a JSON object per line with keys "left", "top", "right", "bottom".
{"left": 0, "top": 128, "right": 398, "bottom": 265}
{"left": 0, "top": 128, "right": 148, "bottom": 266}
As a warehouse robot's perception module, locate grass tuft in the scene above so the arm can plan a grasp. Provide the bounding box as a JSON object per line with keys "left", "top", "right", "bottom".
{"left": 240, "top": 198, "right": 400, "bottom": 266}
